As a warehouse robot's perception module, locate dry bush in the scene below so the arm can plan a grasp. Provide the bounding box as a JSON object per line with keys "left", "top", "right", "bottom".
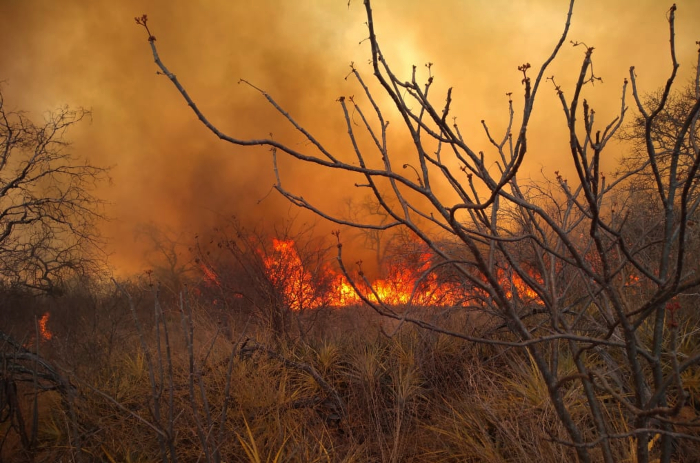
{"left": 3, "top": 268, "right": 700, "bottom": 462}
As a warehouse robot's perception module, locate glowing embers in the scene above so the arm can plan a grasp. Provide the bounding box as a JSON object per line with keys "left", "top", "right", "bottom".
{"left": 625, "top": 274, "right": 640, "bottom": 287}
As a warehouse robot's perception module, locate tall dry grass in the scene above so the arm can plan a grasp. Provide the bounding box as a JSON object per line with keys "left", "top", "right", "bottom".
{"left": 2, "top": 281, "right": 699, "bottom": 462}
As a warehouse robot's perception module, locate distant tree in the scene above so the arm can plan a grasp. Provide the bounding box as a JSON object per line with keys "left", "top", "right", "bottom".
{"left": 137, "top": 3, "right": 700, "bottom": 462}
{"left": 342, "top": 193, "right": 403, "bottom": 274}
{"left": 192, "top": 218, "right": 337, "bottom": 342}
{"left": 134, "top": 222, "right": 194, "bottom": 292}
{"left": 0, "top": 88, "right": 107, "bottom": 292}
{"left": 618, "top": 83, "right": 700, "bottom": 200}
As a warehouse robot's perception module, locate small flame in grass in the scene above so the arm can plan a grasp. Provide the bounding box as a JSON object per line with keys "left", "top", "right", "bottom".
{"left": 38, "top": 312, "right": 53, "bottom": 341}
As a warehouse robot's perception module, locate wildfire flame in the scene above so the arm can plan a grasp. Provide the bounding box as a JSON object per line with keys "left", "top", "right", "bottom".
{"left": 261, "top": 238, "right": 543, "bottom": 310}
{"left": 197, "top": 237, "right": 545, "bottom": 311}
{"left": 263, "top": 239, "right": 323, "bottom": 311}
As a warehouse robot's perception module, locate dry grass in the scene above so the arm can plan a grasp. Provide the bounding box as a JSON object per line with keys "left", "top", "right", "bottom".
{"left": 2, "top": 283, "right": 699, "bottom": 462}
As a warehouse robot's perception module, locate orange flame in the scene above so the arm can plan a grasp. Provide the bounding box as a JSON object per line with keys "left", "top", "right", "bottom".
{"left": 360, "top": 251, "right": 463, "bottom": 306}
{"left": 38, "top": 312, "right": 53, "bottom": 341}
{"left": 261, "top": 239, "right": 497, "bottom": 309}
{"left": 198, "top": 260, "right": 221, "bottom": 287}
{"left": 203, "top": 237, "right": 546, "bottom": 311}
{"left": 263, "top": 239, "right": 323, "bottom": 311}
{"left": 328, "top": 274, "right": 361, "bottom": 306}
{"left": 499, "top": 269, "right": 542, "bottom": 303}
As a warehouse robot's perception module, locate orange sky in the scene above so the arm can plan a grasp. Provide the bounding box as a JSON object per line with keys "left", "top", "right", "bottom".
{"left": 1, "top": 0, "right": 698, "bottom": 275}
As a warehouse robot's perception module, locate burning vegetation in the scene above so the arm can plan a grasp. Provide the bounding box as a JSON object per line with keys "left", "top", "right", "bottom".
{"left": 196, "top": 232, "right": 544, "bottom": 313}
{"left": 37, "top": 312, "right": 53, "bottom": 341}
{"left": 2, "top": 0, "right": 699, "bottom": 461}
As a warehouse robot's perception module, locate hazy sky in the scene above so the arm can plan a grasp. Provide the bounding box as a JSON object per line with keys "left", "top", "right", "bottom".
{"left": 1, "top": 0, "right": 698, "bottom": 274}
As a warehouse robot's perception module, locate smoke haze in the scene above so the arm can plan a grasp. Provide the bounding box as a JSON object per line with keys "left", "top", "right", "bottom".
{"left": 1, "top": 0, "right": 698, "bottom": 274}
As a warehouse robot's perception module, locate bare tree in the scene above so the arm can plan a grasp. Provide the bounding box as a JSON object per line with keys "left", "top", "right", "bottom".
{"left": 0, "top": 88, "right": 107, "bottom": 293}
{"left": 619, "top": 83, "right": 700, "bottom": 189}
{"left": 342, "top": 193, "right": 403, "bottom": 273}
{"left": 193, "top": 218, "right": 338, "bottom": 343}
{"left": 134, "top": 222, "right": 194, "bottom": 292}
{"left": 137, "top": 2, "right": 700, "bottom": 462}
